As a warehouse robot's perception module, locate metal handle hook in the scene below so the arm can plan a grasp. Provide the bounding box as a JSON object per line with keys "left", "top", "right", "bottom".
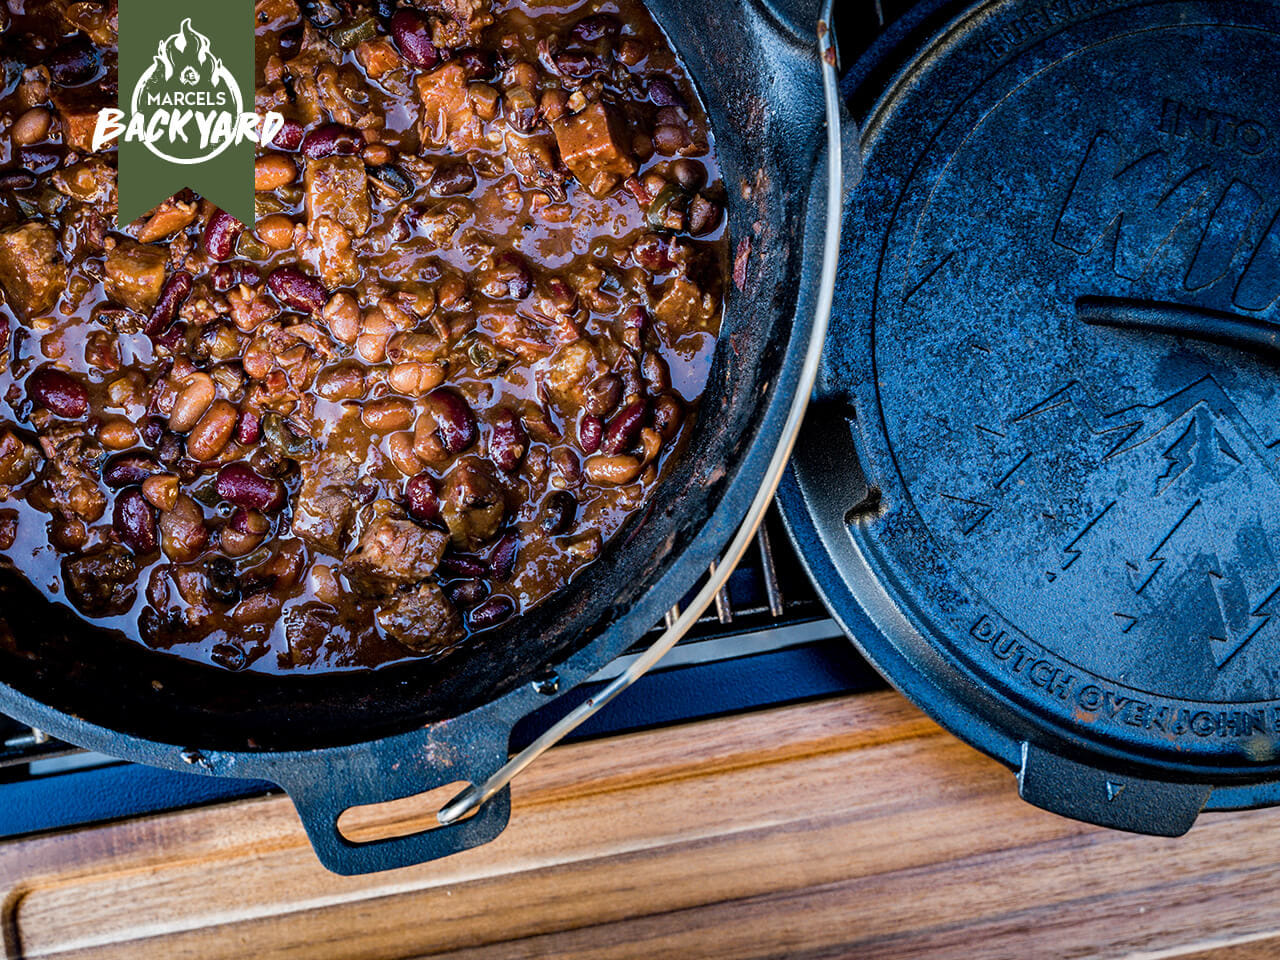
{"left": 439, "top": 0, "right": 845, "bottom": 827}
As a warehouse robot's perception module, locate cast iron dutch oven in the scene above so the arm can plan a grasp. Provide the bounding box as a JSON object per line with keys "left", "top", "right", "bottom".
{"left": 0, "top": 0, "right": 845, "bottom": 874}
{"left": 780, "top": 0, "right": 1280, "bottom": 836}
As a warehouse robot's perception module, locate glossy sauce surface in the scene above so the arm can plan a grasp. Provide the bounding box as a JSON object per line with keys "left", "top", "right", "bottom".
{"left": 0, "top": 0, "right": 725, "bottom": 673}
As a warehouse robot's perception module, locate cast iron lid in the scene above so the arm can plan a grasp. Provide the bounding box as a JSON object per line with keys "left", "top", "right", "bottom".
{"left": 778, "top": 0, "right": 1280, "bottom": 835}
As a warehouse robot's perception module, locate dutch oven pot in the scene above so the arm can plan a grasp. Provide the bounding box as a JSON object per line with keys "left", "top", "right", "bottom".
{"left": 0, "top": 0, "right": 847, "bottom": 874}
{"left": 780, "top": 0, "right": 1280, "bottom": 838}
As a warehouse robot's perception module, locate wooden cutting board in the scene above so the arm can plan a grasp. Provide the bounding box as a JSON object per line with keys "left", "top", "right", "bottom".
{"left": 3, "top": 690, "right": 1280, "bottom": 960}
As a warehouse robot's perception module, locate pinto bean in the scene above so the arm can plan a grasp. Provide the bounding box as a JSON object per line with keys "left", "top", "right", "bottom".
{"left": 585, "top": 454, "right": 643, "bottom": 485}
{"left": 186, "top": 400, "right": 238, "bottom": 460}
{"left": 322, "top": 291, "right": 361, "bottom": 344}
{"left": 389, "top": 360, "right": 445, "bottom": 396}
{"left": 254, "top": 153, "right": 297, "bottom": 190}
{"left": 316, "top": 363, "right": 365, "bottom": 401}
{"left": 159, "top": 494, "right": 209, "bottom": 562}
{"left": 221, "top": 507, "right": 269, "bottom": 557}
{"left": 256, "top": 214, "right": 295, "bottom": 250}
{"left": 387, "top": 431, "right": 423, "bottom": 475}
{"left": 12, "top": 107, "right": 51, "bottom": 145}
{"left": 652, "top": 392, "right": 684, "bottom": 440}
{"left": 169, "top": 373, "right": 216, "bottom": 432}
{"left": 362, "top": 397, "right": 414, "bottom": 433}
{"left": 99, "top": 418, "right": 139, "bottom": 450}
{"left": 141, "top": 474, "right": 179, "bottom": 512}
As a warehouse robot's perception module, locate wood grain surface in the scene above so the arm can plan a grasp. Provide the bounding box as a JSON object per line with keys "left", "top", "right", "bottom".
{"left": 3, "top": 691, "right": 1279, "bottom": 960}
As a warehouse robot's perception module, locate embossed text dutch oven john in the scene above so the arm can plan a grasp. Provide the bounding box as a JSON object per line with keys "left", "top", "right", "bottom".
{"left": 779, "top": 0, "right": 1280, "bottom": 835}
{"left": 0, "top": 2, "right": 847, "bottom": 875}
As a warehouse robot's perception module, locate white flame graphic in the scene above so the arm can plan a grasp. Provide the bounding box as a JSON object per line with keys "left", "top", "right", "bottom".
{"left": 152, "top": 18, "right": 221, "bottom": 82}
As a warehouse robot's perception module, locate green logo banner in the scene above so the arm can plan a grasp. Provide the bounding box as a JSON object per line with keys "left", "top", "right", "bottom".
{"left": 111, "top": 0, "right": 272, "bottom": 226}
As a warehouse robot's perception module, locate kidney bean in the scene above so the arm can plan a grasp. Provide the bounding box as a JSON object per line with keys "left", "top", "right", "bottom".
{"left": 652, "top": 392, "right": 684, "bottom": 440}
{"left": 187, "top": 400, "right": 238, "bottom": 460}
{"left": 585, "top": 453, "right": 643, "bottom": 485}
{"left": 159, "top": 495, "right": 209, "bottom": 563}
{"left": 454, "top": 48, "right": 492, "bottom": 80}
{"left": 145, "top": 270, "right": 192, "bottom": 337}
{"left": 235, "top": 410, "right": 261, "bottom": 446}
{"left": 494, "top": 251, "right": 532, "bottom": 299}
{"left": 632, "top": 233, "right": 676, "bottom": 273}
{"left": 210, "top": 261, "right": 259, "bottom": 293}
{"left": 47, "top": 35, "right": 100, "bottom": 86}
{"left": 267, "top": 266, "right": 327, "bottom": 314}
{"left": 647, "top": 76, "right": 685, "bottom": 108}
{"left": 441, "top": 552, "right": 488, "bottom": 578}
{"left": 489, "top": 408, "right": 527, "bottom": 473}
{"left": 27, "top": 367, "right": 87, "bottom": 418}
{"left": 203, "top": 210, "right": 244, "bottom": 262}
{"left": 487, "top": 531, "right": 518, "bottom": 581}
{"left": 216, "top": 463, "right": 285, "bottom": 511}
{"left": 300, "top": 122, "right": 361, "bottom": 159}
{"left": 390, "top": 9, "right": 439, "bottom": 68}
{"left": 114, "top": 488, "right": 157, "bottom": 555}
{"left": 670, "top": 159, "right": 707, "bottom": 191}
{"left": 640, "top": 351, "right": 670, "bottom": 392}
{"left": 601, "top": 400, "right": 646, "bottom": 455}
{"left": 541, "top": 490, "right": 577, "bottom": 534}
{"left": 405, "top": 472, "right": 440, "bottom": 522}
{"left": 429, "top": 162, "right": 476, "bottom": 197}
{"left": 469, "top": 595, "right": 515, "bottom": 630}
{"left": 221, "top": 508, "right": 269, "bottom": 557}
{"left": 578, "top": 414, "right": 602, "bottom": 454}
{"left": 271, "top": 118, "right": 304, "bottom": 151}
{"left": 169, "top": 373, "right": 215, "bottom": 432}
{"left": 571, "top": 13, "right": 620, "bottom": 43}
{"left": 446, "top": 578, "right": 489, "bottom": 608}
{"left": 102, "top": 452, "right": 160, "bottom": 488}
{"left": 582, "top": 375, "right": 621, "bottom": 417}
{"left": 553, "top": 50, "right": 604, "bottom": 79}
{"left": 620, "top": 305, "right": 648, "bottom": 350}
{"left": 0, "top": 168, "right": 33, "bottom": 190}
{"left": 424, "top": 388, "right": 477, "bottom": 454}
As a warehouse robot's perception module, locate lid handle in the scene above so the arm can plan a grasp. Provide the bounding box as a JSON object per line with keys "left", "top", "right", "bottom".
{"left": 1017, "top": 742, "right": 1210, "bottom": 837}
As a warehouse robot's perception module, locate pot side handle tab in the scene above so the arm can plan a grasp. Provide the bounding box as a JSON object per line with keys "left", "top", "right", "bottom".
{"left": 277, "top": 723, "right": 512, "bottom": 876}
{"left": 1017, "top": 742, "right": 1210, "bottom": 837}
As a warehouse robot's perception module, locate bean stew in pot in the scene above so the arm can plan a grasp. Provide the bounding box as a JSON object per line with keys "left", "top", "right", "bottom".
{"left": 0, "top": 0, "right": 725, "bottom": 672}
